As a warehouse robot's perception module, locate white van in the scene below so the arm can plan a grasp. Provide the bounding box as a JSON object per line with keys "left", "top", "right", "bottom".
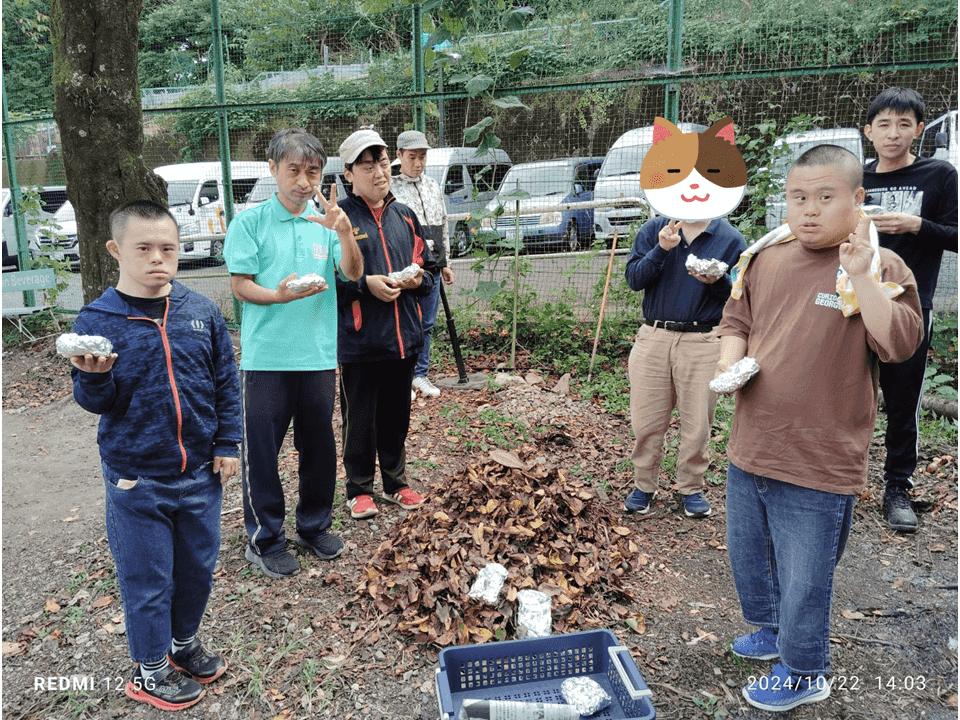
{"left": 918, "top": 109, "right": 958, "bottom": 170}
{"left": 153, "top": 161, "right": 271, "bottom": 259}
{"left": 414, "top": 147, "right": 512, "bottom": 256}
{"left": 764, "top": 128, "right": 864, "bottom": 229}
{"left": 593, "top": 123, "right": 707, "bottom": 243}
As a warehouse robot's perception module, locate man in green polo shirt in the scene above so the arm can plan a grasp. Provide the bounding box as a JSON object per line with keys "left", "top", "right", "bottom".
{"left": 225, "top": 128, "right": 362, "bottom": 578}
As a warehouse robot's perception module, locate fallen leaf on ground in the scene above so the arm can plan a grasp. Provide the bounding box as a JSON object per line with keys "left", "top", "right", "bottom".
{"left": 841, "top": 609, "right": 866, "bottom": 620}
{"left": 44, "top": 598, "right": 60, "bottom": 613}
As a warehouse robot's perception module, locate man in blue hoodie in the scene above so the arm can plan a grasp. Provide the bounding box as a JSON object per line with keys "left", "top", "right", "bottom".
{"left": 70, "top": 200, "right": 242, "bottom": 711}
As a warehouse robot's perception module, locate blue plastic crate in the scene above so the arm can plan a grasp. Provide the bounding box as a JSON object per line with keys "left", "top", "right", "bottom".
{"left": 435, "top": 629, "right": 655, "bottom": 720}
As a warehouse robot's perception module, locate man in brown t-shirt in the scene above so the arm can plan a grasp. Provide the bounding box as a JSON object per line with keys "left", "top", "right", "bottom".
{"left": 715, "top": 145, "right": 922, "bottom": 713}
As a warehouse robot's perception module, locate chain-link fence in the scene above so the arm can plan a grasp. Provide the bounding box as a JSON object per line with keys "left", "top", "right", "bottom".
{"left": 3, "top": 0, "right": 957, "bottom": 324}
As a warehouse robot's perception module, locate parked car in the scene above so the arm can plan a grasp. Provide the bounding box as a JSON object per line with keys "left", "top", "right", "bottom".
{"left": 593, "top": 123, "right": 707, "bottom": 244}
{"left": 764, "top": 127, "right": 864, "bottom": 229}
{"left": 34, "top": 199, "right": 81, "bottom": 270}
{"left": 412, "top": 147, "right": 512, "bottom": 256}
{"left": 153, "top": 161, "right": 271, "bottom": 260}
{"left": 480, "top": 157, "right": 603, "bottom": 252}
{"left": 918, "top": 108, "right": 958, "bottom": 170}
{"left": 2, "top": 185, "right": 68, "bottom": 271}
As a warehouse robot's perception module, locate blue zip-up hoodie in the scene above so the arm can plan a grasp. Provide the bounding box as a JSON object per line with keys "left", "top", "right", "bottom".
{"left": 71, "top": 281, "right": 241, "bottom": 477}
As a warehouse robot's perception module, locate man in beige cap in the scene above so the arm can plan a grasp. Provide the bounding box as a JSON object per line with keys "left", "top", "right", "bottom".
{"left": 391, "top": 130, "right": 456, "bottom": 398}
{"left": 334, "top": 128, "right": 438, "bottom": 520}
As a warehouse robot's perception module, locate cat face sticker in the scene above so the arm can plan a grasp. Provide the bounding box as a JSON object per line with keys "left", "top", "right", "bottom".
{"left": 640, "top": 117, "right": 747, "bottom": 222}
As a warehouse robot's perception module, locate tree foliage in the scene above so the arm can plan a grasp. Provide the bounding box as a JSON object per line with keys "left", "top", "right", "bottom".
{"left": 2, "top": 0, "right": 55, "bottom": 112}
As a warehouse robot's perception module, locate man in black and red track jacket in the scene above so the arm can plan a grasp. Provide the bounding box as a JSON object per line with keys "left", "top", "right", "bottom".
{"left": 335, "top": 128, "right": 438, "bottom": 522}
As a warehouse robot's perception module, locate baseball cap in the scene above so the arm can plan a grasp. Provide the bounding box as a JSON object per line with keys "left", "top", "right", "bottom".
{"left": 397, "top": 130, "right": 431, "bottom": 151}
{"left": 339, "top": 128, "right": 388, "bottom": 165}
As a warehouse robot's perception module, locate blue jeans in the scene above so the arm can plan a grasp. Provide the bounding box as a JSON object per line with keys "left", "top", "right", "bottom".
{"left": 414, "top": 276, "right": 441, "bottom": 378}
{"left": 102, "top": 460, "right": 222, "bottom": 665}
{"left": 726, "top": 461, "right": 854, "bottom": 676}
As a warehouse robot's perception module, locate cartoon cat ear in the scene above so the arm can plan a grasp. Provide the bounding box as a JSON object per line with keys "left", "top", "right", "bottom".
{"left": 652, "top": 117, "right": 682, "bottom": 146}
{"left": 706, "top": 117, "right": 736, "bottom": 146}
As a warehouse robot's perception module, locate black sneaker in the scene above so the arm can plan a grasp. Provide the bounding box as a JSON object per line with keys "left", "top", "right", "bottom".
{"left": 295, "top": 531, "right": 345, "bottom": 560}
{"left": 884, "top": 487, "right": 918, "bottom": 532}
{"left": 125, "top": 665, "right": 204, "bottom": 711}
{"left": 169, "top": 638, "right": 227, "bottom": 683}
{"left": 245, "top": 545, "right": 300, "bottom": 578}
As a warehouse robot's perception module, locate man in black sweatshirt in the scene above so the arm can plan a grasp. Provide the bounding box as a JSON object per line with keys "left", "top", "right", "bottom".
{"left": 862, "top": 87, "right": 959, "bottom": 532}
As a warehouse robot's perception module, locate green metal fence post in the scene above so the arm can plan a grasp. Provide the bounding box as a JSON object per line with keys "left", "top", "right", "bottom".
{"left": 412, "top": 2, "right": 426, "bottom": 133}
{"left": 210, "top": 0, "right": 241, "bottom": 324}
{"left": 2, "top": 79, "right": 36, "bottom": 306}
{"left": 664, "top": 0, "right": 683, "bottom": 124}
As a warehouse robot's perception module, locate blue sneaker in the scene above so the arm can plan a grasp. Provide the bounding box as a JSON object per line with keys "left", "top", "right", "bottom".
{"left": 624, "top": 488, "right": 655, "bottom": 514}
{"left": 682, "top": 492, "right": 712, "bottom": 517}
{"left": 732, "top": 626, "right": 780, "bottom": 661}
{"left": 742, "top": 663, "right": 830, "bottom": 712}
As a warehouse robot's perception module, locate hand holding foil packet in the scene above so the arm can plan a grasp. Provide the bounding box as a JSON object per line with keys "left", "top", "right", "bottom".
{"left": 56, "top": 333, "right": 113, "bottom": 359}
{"left": 685, "top": 253, "right": 729, "bottom": 277}
{"left": 709, "top": 356, "right": 759, "bottom": 393}
{"left": 285, "top": 273, "right": 328, "bottom": 293}
{"left": 387, "top": 263, "right": 420, "bottom": 284}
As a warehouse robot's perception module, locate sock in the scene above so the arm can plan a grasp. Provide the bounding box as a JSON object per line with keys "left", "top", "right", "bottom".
{"left": 171, "top": 635, "right": 196, "bottom": 655}
{"left": 140, "top": 657, "right": 169, "bottom": 680}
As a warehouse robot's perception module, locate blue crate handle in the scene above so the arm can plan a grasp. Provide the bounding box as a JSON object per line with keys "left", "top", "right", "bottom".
{"left": 435, "top": 667, "right": 453, "bottom": 720}
{"left": 609, "top": 646, "right": 653, "bottom": 701}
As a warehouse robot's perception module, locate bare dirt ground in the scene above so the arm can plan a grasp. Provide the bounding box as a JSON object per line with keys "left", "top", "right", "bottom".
{"left": 2, "top": 336, "right": 958, "bottom": 720}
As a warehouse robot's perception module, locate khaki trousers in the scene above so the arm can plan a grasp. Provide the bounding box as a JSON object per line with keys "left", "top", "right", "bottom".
{"left": 628, "top": 324, "right": 720, "bottom": 495}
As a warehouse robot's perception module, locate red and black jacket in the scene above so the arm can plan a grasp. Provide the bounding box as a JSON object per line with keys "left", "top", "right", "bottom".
{"left": 336, "top": 192, "right": 438, "bottom": 363}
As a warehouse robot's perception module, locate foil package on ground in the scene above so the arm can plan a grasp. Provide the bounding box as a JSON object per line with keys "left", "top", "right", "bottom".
{"left": 286, "top": 273, "right": 327, "bottom": 293}
{"left": 709, "top": 356, "right": 760, "bottom": 393}
{"left": 467, "top": 563, "right": 508, "bottom": 604}
{"left": 56, "top": 333, "right": 113, "bottom": 359}
{"left": 388, "top": 263, "right": 420, "bottom": 283}
{"left": 458, "top": 699, "right": 580, "bottom": 720}
{"left": 560, "top": 676, "right": 612, "bottom": 716}
{"left": 516, "top": 589, "right": 551, "bottom": 638}
{"left": 685, "top": 253, "right": 729, "bottom": 277}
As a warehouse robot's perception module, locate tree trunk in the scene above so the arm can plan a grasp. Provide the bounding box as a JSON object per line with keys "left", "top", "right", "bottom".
{"left": 51, "top": 0, "right": 166, "bottom": 305}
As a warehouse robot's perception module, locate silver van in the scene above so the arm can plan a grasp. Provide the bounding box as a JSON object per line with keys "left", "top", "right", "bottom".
{"left": 153, "top": 161, "right": 271, "bottom": 259}
{"left": 416, "top": 147, "right": 512, "bottom": 256}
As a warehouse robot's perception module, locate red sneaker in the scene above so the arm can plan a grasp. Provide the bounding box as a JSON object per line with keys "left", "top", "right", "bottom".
{"left": 347, "top": 494, "right": 379, "bottom": 519}
{"left": 382, "top": 487, "right": 425, "bottom": 510}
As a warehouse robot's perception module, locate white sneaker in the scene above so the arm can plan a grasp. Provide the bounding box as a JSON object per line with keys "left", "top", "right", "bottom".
{"left": 411, "top": 389, "right": 417, "bottom": 402}
{"left": 412, "top": 376, "right": 440, "bottom": 397}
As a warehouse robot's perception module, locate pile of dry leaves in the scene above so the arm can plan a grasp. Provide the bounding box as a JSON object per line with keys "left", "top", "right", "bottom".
{"left": 355, "top": 449, "right": 651, "bottom": 648}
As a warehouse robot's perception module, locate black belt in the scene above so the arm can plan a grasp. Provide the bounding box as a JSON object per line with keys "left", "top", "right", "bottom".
{"left": 644, "top": 318, "right": 717, "bottom": 333}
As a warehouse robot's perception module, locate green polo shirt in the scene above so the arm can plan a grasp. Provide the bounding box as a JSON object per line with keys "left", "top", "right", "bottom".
{"left": 225, "top": 194, "right": 343, "bottom": 371}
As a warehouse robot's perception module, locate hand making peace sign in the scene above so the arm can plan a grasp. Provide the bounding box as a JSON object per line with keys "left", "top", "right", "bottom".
{"left": 305, "top": 183, "right": 351, "bottom": 235}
